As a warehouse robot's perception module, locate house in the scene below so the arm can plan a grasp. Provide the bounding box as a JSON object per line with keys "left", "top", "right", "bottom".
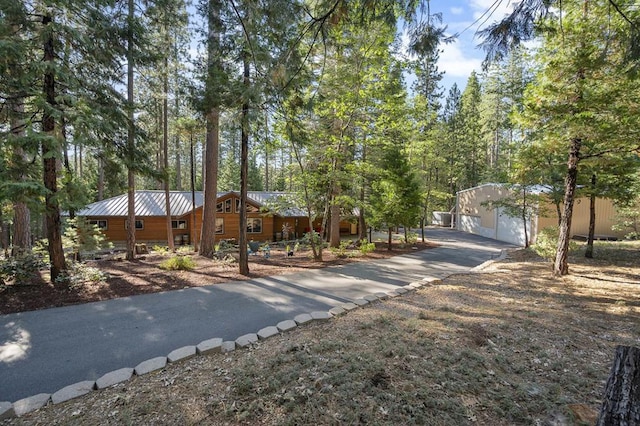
{"left": 455, "top": 183, "right": 624, "bottom": 246}
{"left": 77, "top": 190, "right": 356, "bottom": 245}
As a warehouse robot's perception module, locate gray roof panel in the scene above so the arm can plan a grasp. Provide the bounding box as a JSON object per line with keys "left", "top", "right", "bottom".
{"left": 77, "top": 190, "right": 306, "bottom": 218}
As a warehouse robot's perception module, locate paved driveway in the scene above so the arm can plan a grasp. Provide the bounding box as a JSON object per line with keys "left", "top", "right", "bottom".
{"left": 0, "top": 228, "right": 514, "bottom": 402}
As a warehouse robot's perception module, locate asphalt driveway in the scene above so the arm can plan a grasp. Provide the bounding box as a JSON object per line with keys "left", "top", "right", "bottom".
{"left": 0, "top": 228, "right": 514, "bottom": 403}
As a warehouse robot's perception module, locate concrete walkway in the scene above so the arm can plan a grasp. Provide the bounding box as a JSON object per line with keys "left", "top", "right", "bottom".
{"left": 0, "top": 228, "right": 514, "bottom": 403}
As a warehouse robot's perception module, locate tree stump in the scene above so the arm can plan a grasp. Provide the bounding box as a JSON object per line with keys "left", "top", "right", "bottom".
{"left": 597, "top": 345, "right": 640, "bottom": 425}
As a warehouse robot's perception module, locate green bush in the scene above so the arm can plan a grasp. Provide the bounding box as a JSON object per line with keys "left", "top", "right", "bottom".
{"left": 0, "top": 252, "right": 47, "bottom": 286}
{"left": 532, "top": 226, "right": 578, "bottom": 260}
{"left": 406, "top": 232, "right": 418, "bottom": 244}
{"left": 329, "top": 240, "right": 352, "bottom": 258}
{"left": 55, "top": 261, "right": 109, "bottom": 288}
{"left": 159, "top": 255, "right": 196, "bottom": 271}
{"left": 359, "top": 239, "right": 376, "bottom": 255}
{"left": 153, "top": 245, "right": 170, "bottom": 255}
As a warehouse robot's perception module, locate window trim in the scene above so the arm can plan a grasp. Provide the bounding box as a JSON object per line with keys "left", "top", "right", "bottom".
{"left": 171, "top": 220, "right": 187, "bottom": 230}
{"left": 215, "top": 217, "right": 224, "bottom": 234}
{"left": 247, "top": 217, "right": 262, "bottom": 234}
{"left": 125, "top": 219, "right": 144, "bottom": 230}
{"left": 89, "top": 219, "right": 108, "bottom": 230}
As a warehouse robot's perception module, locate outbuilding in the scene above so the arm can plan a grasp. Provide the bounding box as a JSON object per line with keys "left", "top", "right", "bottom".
{"left": 455, "top": 183, "right": 624, "bottom": 246}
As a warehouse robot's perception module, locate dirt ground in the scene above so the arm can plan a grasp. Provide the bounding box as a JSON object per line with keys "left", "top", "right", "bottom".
{"left": 0, "top": 241, "right": 435, "bottom": 315}
{"left": 2, "top": 243, "right": 639, "bottom": 425}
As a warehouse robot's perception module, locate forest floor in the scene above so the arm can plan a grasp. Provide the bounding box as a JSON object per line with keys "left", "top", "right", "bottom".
{"left": 0, "top": 240, "right": 435, "bottom": 315}
{"left": 3, "top": 242, "right": 639, "bottom": 425}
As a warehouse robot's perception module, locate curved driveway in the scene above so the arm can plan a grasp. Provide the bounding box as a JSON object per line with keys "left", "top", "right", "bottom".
{"left": 0, "top": 228, "right": 514, "bottom": 402}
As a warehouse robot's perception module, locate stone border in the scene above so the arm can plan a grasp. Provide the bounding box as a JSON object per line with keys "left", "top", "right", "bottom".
{"left": 0, "top": 267, "right": 484, "bottom": 418}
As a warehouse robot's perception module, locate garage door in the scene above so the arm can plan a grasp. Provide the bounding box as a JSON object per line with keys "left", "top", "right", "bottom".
{"left": 496, "top": 208, "right": 527, "bottom": 246}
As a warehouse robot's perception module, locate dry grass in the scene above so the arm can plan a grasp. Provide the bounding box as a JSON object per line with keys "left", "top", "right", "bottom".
{"left": 3, "top": 243, "right": 639, "bottom": 425}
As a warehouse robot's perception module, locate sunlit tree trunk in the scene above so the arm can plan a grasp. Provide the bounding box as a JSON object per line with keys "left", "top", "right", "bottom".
{"left": 238, "top": 49, "right": 250, "bottom": 275}
{"left": 199, "top": 0, "right": 222, "bottom": 258}
{"left": 42, "top": 12, "right": 66, "bottom": 281}
{"left": 554, "top": 137, "right": 581, "bottom": 276}
{"left": 163, "top": 51, "right": 174, "bottom": 251}
{"left": 10, "top": 100, "right": 31, "bottom": 256}
{"left": 126, "top": 0, "right": 136, "bottom": 261}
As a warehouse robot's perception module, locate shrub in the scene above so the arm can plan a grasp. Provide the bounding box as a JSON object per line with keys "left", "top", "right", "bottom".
{"left": 532, "top": 226, "right": 578, "bottom": 260}
{"left": 153, "top": 245, "right": 170, "bottom": 255}
{"left": 359, "top": 240, "right": 376, "bottom": 255}
{"left": 329, "top": 240, "right": 352, "bottom": 258}
{"left": 159, "top": 255, "right": 196, "bottom": 271}
{"left": 406, "top": 232, "right": 418, "bottom": 244}
{"left": 55, "top": 261, "right": 109, "bottom": 288}
{"left": 0, "top": 252, "right": 47, "bottom": 287}
{"left": 63, "top": 217, "right": 112, "bottom": 260}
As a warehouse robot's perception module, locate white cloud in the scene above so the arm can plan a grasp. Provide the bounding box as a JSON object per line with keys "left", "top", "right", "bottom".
{"left": 469, "top": 0, "right": 514, "bottom": 23}
{"left": 439, "top": 40, "right": 482, "bottom": 79}
{"left": 450, "top": 7, "right": 464, "bottom": 15}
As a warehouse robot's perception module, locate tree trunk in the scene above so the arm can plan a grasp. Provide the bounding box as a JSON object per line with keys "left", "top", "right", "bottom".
{"left": 42, "top": 13, "right": 66, "bottom": 282}
{"left": 97, "top": 157, "right": 105, "bottom": 201}
{"left": 329, "top": 198, "right": 341, "bottom": 248}
{"left": 387, "top": 227, "right": 392, "bottom": 251}
{"left": 238, "top": 49, "right": 250, "bottom": 276}
{"left": 190, "top": 132, "right": 199, "bottom": 252}
{"left": 10, "top": 100, "right": 31, "bottom": 255}
{"left": 596, "top": 345, "right": 640, "bottom": 425}
{"left": 553, "top": 137, "right": 581, "bottom": 276}
{"left": 125, "top": 0, "right": 136, "bottom": 261}
{"left": 522, "top": 187, "right": 529, "bottom": 248}
{"left": 585, "top": 173, "right": 596, "bottom": 259}
{"left": 199, "top": 0, "right": 222, "bottom": 258}
{"left": 163, "top": 54, "right": 174, "bottom": 252}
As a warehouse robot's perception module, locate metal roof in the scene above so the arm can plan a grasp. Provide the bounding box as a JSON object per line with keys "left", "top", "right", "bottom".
{"left": 77, "top": 190, "right": 306, "bottom": 218}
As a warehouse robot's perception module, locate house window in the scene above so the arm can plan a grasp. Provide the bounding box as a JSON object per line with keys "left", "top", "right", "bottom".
{"left": 216, "top": 202, "right": 223, "bottom": 213}
{"left": 215, "top": 218, "right": 224, "bottom": 234}
{"left": 125, "top": 219, "right": 144, "bottom": 230}
{"left": 171, "top": 220, "right": 187, "bottom": 229}
{"left": 235, "top": 199, "right": 259, "bottom": 213}
{"left": 89, "top": 220, "right": 108, "bottom": 230}
{"left": 247, "top": 218, "right": 262, "bottom": 233}
{"left": 225, "top": 199, "right": 232, "bottom": 213}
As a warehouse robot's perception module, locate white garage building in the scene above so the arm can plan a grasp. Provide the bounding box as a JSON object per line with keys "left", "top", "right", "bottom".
{"left": 455, "top": 183, "right": 623, "bottom": 246}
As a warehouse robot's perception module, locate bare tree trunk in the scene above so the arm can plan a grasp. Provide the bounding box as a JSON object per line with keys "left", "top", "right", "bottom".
{"left": 174, "top": 44, "right": 182, "bottom": 192}
{"left": 238, "top": 49, "right": 250, "bottom": 276}
{"left": 43, "top": 13, "right": 66, "bottom": 282}
{"left": 125, "top": 0, "right": 136, "bottom": 261}
{"left": 190, "top": 131, "right": 199, "bottom": 252}
{"left": 10, "top": 100, "right": 31, "bottom": 255}
{"left": 163, "top": 53, "right": 174, "bottom": 251}
{"left": 264, "top": 113, "right": 270, "bottom": 191}
{"left": 597, "top": 345, "right": 640, "bottom": 425}
{"left": 329, "top": 195, "right": 341, "bottom": 248}
{"left": 97, "top": 157, "right": 105, "bottom": 201}
{"left": 387, "top": 228, "right": 392, "bottom": 251}
{"left": 522, "top": 187, "right": 529, "bottom": 248}
{"left": 199, "top": 0, "right": 222, "bottom": 258}
{"left": 553, "top": 137, "right": 581, "bottom": 276}
{"left": 585, "top": 174, "right": 596, "bottom": 259}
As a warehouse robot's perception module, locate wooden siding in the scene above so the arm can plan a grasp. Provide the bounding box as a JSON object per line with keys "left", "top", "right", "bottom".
{"left": 536, "top": 197, "right": 625, "bottom": 238}
{"left": 457, "top": 184, "right": 513, "bottom": 229}
{"left": 86, "top": 193, "right": 359, "bottom": 245}
{"left": 457, "top": 184, "right": 625, "bottom": 243}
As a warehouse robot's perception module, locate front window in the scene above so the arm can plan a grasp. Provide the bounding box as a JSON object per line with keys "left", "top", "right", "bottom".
{"left": 235, "top": 199, "right": 259, "bottom": 213}
{"left": 171, "top": 220, "right": 187, "bottom": 229}
{"left": 89, "top": 220, "right": 108, "bottom": 230}
{"left": 215, "top": 218, "right": 224, "bottom": 234}
{"left": 125, "top": 219, "right": 144, "bottom": 230}
{"left": 247, "top": 218, "right": 262, "bottom": 233}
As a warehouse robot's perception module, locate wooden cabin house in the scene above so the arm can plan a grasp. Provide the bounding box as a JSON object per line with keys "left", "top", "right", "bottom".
{"left": 77, "top": 190, "right": 356, "bottom": 245}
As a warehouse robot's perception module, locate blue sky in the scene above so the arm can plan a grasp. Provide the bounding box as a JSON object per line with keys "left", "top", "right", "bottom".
{"left": 404, "top": 0, "right": 515, "bottom": 93}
